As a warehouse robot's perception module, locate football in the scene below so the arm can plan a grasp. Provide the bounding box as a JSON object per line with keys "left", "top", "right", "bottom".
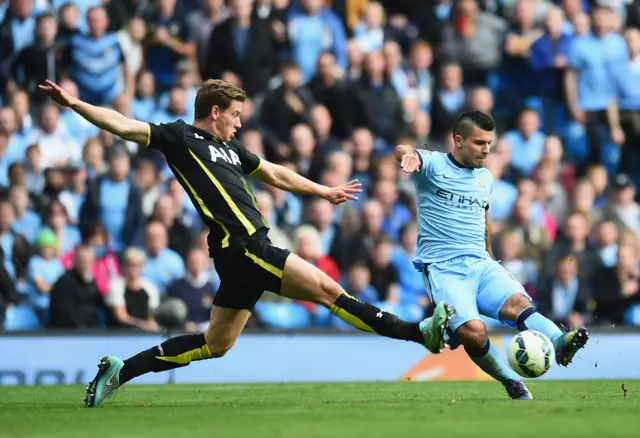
{"left": 507, "top": 330, "right": 555, "bottom": 378}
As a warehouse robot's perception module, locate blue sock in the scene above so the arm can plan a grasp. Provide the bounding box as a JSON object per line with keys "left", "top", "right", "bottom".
{"left": 466, "top": 339, "right": 520, "bottom": 384}
{"left": 516, "top": 307, "right": 564, "bottom": 350}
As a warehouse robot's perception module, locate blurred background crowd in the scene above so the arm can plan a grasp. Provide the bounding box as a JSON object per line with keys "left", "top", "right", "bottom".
{"left": 0, "top": 0, "right": 639, "bottom": 333}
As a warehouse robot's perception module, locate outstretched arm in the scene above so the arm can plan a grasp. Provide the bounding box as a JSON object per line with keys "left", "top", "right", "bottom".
{"left": 251, "top": 160, "right": 361, "bottom": 205}
{"left": 395, "top": 144, "right": 422, "bottom": 173}
{"left": 39, "top": 80, "right": 149, "bottom": 145}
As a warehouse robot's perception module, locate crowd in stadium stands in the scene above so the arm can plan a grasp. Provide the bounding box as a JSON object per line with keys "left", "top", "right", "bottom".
{"left": 0, "top": 0, "right": 640, "bottom": 332}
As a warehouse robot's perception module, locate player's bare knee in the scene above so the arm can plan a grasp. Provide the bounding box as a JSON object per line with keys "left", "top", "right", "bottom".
{"left": 456, "top": 320, "right": 487, "bottom": 350}
{"left": 500, "top": 293, "right": 532, "bottom": 321}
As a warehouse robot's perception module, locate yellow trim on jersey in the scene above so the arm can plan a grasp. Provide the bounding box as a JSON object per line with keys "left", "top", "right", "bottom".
{"left": 244, "top": 248, "right": 283, "bottom": 278}
{"left": 171, "top": 164, "right": 230, "bottom": 248}
{"left": 156, "top": 344, "right": 212, "bottom": 365}
{"left": 247, "top": 158, "right": 262, "bottom": 176}
{"left": 189, "top": 149, "right": 256, "bottom": 235}
{"left": 241, "top": 177, "right": 270, "bottom": 228}
{"left": 145, "top": 123, "right": 151, "bottom": 147}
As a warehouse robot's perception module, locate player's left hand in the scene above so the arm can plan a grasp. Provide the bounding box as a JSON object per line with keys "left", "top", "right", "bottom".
{"left": 400, "top": 152, "right": 421, "bottom": 173}
{"left": 323, "top": 179, "right": 362, "bottom": 205}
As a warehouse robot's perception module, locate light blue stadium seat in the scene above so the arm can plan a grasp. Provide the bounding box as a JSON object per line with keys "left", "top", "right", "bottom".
{"left": 396, "top": 303, "right": 425, "bottom": 322}
{"left": 561, "top": 121, "right": 588, "bottom": 164}
{"left": 313, "top": 305, "right": 333, "bottom": 327}
{"left": 254, "top": 302, "right": 311, "bottom": 329}
{"left": 624, "top": 305, "right": 640, "bottom": 326}
{"left": 3, "top": 304, "right": 41, "bottom": 331}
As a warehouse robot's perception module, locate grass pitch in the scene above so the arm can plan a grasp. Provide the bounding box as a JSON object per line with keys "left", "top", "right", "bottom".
{"left": 0, "top": 381, "right": 638, "bottom": 438}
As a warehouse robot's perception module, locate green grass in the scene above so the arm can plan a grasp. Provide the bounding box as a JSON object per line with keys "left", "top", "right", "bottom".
{"left": 1, "top": 381, "right": 639, "bottom": 438}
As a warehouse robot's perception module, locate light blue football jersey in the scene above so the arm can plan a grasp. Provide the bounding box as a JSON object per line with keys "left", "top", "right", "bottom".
{"left": 412, "top": 150, "right": 494, "bottom": 264}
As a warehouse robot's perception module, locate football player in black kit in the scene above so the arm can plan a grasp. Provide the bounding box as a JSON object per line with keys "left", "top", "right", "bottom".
{"left": 39, "top": 79, "right": 450, "bottom": 407}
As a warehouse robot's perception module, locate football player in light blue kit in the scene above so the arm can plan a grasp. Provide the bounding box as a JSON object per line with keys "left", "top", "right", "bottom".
{"left": 396, "top": 111, "right": 589, "bottom": 400}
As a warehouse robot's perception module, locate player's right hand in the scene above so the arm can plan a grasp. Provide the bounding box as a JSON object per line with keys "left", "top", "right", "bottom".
{"left": 400, "top": 153, "right": 421, "bottom": 173}
{"left": 38, "top": 80, "right": 76, "bottom": 107}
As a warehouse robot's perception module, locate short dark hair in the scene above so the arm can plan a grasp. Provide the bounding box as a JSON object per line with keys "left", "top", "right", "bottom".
{"left": 452, "top": 111, "right": 495, "bottom": 139}
{"left": 194, "top": 79, "right": 246, "bottom": 120}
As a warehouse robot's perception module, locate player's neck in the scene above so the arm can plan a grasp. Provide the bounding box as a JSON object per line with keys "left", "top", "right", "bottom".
{"left": 448, "top": 151, "right": 471, "bottom": 169}
{"left": 192, "top": 120, "right": 223, "bottom": 143}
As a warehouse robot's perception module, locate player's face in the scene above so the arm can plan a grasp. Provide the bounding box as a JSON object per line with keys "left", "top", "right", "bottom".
{"left": 215, "top": 100, "right": 243, "bottom": 141}
{"left": 456, "top": 126, "right": 493, "bottom": 169}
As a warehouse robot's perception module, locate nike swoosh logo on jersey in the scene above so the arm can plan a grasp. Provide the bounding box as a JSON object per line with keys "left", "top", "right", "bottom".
{"left": 440, "top": 174, "right": 453, "bottom": 179}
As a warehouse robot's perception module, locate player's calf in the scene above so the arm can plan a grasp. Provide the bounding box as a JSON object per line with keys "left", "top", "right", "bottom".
{"left": 456, "top": 319, "right": 525, "bottom": 396}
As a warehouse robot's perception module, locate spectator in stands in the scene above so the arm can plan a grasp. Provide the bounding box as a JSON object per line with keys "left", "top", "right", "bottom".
{"left": 593, "top": 219, "right": 619, "bottom": 268}
{"left": 81, "top": 146, "right": 144, "bottom": 255}
{"left": 486, "top": 154, "right": 518, "bottom": 224}
{"left": 345, "top": 198, "right": 384, "bottom": 263}
{"left": 105, "top": 247, "right": 159, "bottom": 331}
{"left": 9, "top": 183, "right": 40, "bottom": 244}
{"left": 534, "top": 158, "right": 569, "bottom": 223}
{"left": 307, "top": 52, "right": 352, "bottom": 140}
{"left": 30, "top": 103, "right": 81, "bottom": 168}
{"left": 0, "top": 133, "right": 16, "bottom": 188}
{"left": 167, "top": 248, "right": 216, "bottom": 332}
{"left": 353, "top": 1, "right": 388, "bottom": 54}
{"left": 285, "top": 0, "right": 348, "bottom": 83}
{"left": 309, "top": 192, "right": 343, "bottom": 250}
{"left": 261, "top": 61, "right": 315, "bottom": 151}
{"left": 0, "top": 0, "right": 36, "bottom": 62}
{"left": 81, "top": 137, "right": 106, "bottom": 181}
{"left": 405, "top": 41, "right": 433, "bottom": 114}
{"left": 61, "top": 223, "right": 121, "bottom": 297}
{"left": 529, "top": 6, "right": 573, "bottom": 130}
{"left": 9, "top": 13, "right": 62, "bottom": 104}
{"left": 132, "top": 71, "right": 157, "bottom": 122}
{"left": 188, "top": 0, "right": 229, "bottom": 70}
{"left": 48, "top": 245, "right": 102, "bottom": 329}
{"left": 392, "top": 222, "right": 426, "bottom": 306}
{"left": 8, "top": 89, "right": 32, "bottom": 138}
{"left": 565, "top": 4, "right": 627, "bottom": 171}
{"left": 55, "top": 2, "right": 80, "bottom": 45}
{"left": 539, "top": 210, "right": 601, "bottom": 286}
{"left": 150, "top": 86, "right": 190, "bottom": 126}
{"left": 0, "top": 252, "right": 18, "bottom": 328}
{"left": 59, "top": 161, "right": 87, "bottom": 224}
{"left": 41, "top": 199, "right": 81, "bottom": 255}
{"left": 0, "top": 199, "right": 29, "bottom": 282}
{"left": 166, "top": 177, "right": 200, "bottom": 230}
{"left": 294, "top": 224, "right": 341, "bottom": 282}
{"left": 500, "top": 0, "right": 540, "bottom": 112}
{"left": 255, "top": 191, "right": 292, "bottom": 250}
{"left": 368, "top": 235, "right": 399, "bottom": 303}
{"left": 152, "top": 194, "right": 192, "bottom": 259}
{"left": 141, "top": 220, "right": 185, "bottom": 294}
{"left": 504, "top": 108, "right": 546, "bottom": 178}
{"left": 117, "top": 17, "right": 145, "bottom": 79}
{"left": 27, "top": 228, "right": 64, "bottom": 322}
{"left": 134, "top": 159, "right": 161, "bottom": 217}
{"left": 498, "top": 231, "right": 531, "bottom": 287}
{"left": 585, "top": 164, "right": 609, "bottom": 208}
{"left": 616, "top": 28, "right": 640, "bottom": 176}
{"left": 205, "top": 0, "right": 275, "bottom": 97}
{"left": 65, "top": 6, "right": 133, "bottom": 105}
{"left": 441, "top": 0, "right": 506, "bottom": 86}
{"left": 604, "top": 174, "right": 640, "bottom": 236}
{"left": 536, "top": 254, "right": 592, "bottom": 329}
{"left": 500, "top": 195, "right": 551, "bottom": 269}
{"left": 431, "top": 62, "right": 466, "bottom": 140}
{"left": 349, "top": 51, "right": 404, "bottom": 147}
{"left": 373, "top": 179, "right": 411, "bottom": 242}
{"left": 593, "top": 242, "right": 640, "bottom": 324}
{"left": 571, "top": 178, "right": 603, "bottom": 227}
{"left": 307, "top": 105, "right": 341, "bottom": 181}
{"left": 0, "top": 106, "right": 27, "bottom": 165}
{"left": 382, "top": 40, "right": 409, "bottom": 99}
{"left": 289, "top": 123, "right": 315, "bottom": 178}
{"left": 105, "top": 0, "right": 148, "bottom": 32}
{"left": 343, "top": 260, "right": 378, "bottom": 304}
{"left": 144, "top": 0, "right": 195, "bottom": 92}
{"left": 349, "top": 128, "right": 375, "bottom": 189}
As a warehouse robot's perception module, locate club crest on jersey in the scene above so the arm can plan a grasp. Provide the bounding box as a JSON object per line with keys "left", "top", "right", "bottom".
{"left": 478, "top": 181, "right": 487, "bottom": 192}
{"left": 208, "top": 144, "right": 241, "bottom": 166}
